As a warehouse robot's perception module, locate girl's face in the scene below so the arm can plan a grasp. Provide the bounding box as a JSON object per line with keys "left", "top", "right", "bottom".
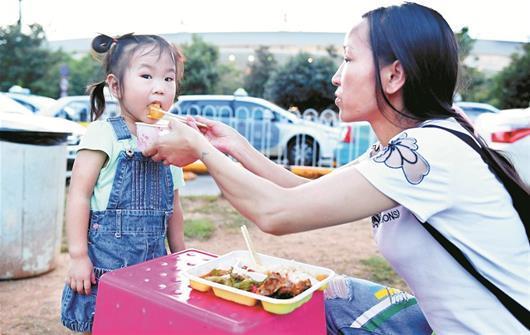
{"left": 332, "top": 20, "right": 379, "bottom": 123}
{"left": 119, "top": 46, "right": 177, "bottom": 124}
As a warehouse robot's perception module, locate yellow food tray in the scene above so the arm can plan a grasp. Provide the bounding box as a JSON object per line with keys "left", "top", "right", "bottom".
{"left": 183, "top": 250, "right": 335, "bottom": 314}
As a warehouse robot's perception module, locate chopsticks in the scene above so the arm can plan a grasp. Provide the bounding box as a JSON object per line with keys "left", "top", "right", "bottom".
{"left": 241, "top": 225, "right": 261, "bottom": 266}
{"left": 147, "top": 105, "right": 208, "bottom": 129}
{"left": 155, "top": 109, "right": 208, "bottom": 129}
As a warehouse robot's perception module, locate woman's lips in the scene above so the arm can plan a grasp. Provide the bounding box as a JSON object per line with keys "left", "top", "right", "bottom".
{"left": 335, "top": 97, "right": 342, "bottom": 106}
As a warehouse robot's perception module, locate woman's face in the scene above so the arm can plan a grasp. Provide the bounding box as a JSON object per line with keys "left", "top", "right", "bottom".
{"left": 332, "top": 20, "right": 379, "bottom": 123}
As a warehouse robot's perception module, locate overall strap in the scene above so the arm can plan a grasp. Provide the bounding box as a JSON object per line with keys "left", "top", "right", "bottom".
{"left": 108, "top": 116, "right": 131, "bottom": 140}
{"left": 422, "top": 124, "right": 530, "bottom": 329}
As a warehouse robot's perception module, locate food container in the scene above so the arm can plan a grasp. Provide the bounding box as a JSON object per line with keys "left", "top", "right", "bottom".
{"left": 135, "top": 121, "right": 169, "bottom": 151}
{"left": 183, "top": 250, "right": 335, "bottom": 314}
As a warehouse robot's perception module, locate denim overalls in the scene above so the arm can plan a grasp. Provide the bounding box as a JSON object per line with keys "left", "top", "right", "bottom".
{"left": 61, "top": 117, "right": 174, "bottom": 332}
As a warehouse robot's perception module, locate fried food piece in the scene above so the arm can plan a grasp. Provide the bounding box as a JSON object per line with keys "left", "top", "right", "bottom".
{"left": 147, "top": 103, "right": 165, "bottom": 120}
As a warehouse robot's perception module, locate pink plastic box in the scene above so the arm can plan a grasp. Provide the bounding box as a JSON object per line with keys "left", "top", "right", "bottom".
{"left": 92, "top": 249, "right": 326, "bottom": 334}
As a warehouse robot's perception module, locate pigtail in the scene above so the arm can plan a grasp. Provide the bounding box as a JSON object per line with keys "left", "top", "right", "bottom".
{"left": 87, "top": 80, "right": 107, "bottom": 121}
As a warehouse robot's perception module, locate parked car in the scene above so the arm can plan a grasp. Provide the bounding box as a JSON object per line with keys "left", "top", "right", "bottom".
{"left": 455, "top": 101, "right": 500, "bottom": 123}
{"left": 475, "top": 107, "right": 530, "bottom": 186}
{"left": 334, "top": 122, "right": 377, "bottom": 166}
{"left": 5, "top": 92, "right": 57, "bottom": 113}
{"left": 1, "top": 94, "right": 86, "bottom": 176}
{"left": 170, "top": 95, "right": 341, "bottom": 166}
{"left": 38, "top": 95, "right": 119, "bottom": 126}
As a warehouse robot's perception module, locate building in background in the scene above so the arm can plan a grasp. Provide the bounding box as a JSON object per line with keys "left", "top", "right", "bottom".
{"left": 48, "top": 32, "right": 524, "bottom": 75}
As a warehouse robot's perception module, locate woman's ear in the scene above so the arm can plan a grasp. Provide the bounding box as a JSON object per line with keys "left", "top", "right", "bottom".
{"left": 106, "top": 74, "right": 121, "bottom": 99}
{"left": 382, "top": 60, "right": 406, "bottom": 95}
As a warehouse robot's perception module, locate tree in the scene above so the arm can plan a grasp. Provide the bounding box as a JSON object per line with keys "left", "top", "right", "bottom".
{"left": 66, "top": 54, "right": 103, "bottom": 96}
{"left": 264, "top": 52, "right": 337, "bottom": 112}
{"left": 454, "top": 27, "right": 489, "bottom": 101}
{"left": 491, "top": 43, "right": 530, "bottom": 108}
{"left": 243, "top": 46, "right": 277, "bottom": 97}
{"left": 215, "top": 63, "right": 244, "bottom": 95}
{"left": 180, "top": 35, "right": 220, "bottom": 94}
{"left": 0, "top": 23, "right": 66, "bottom": 97}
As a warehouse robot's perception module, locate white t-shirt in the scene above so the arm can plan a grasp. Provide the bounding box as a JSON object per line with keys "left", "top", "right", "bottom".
{"left": 354, "top": 118, "right": 529, "bottom": 334}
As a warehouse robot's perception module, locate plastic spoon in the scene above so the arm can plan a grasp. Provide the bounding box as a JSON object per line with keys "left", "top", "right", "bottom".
{"left": 146, "top": 104, "right": 208, "bottom": 129}
{"left": 241, "top": 225, "right": 261, "bottom": 267}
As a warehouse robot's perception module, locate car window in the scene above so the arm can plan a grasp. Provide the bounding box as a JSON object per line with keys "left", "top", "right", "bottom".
{"left": 234, "top": 101, "right": 276, "bottom": 121}
{"left": 60, "top": 100, "right": 119, "bottom": 122}
{"left": 178, "top": 100, "right": 232, "bottom": 118}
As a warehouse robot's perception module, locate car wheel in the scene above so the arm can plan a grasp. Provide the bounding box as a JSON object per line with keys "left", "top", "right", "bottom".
{"left": 287, "top": 136, "right": 319, "bottom": 166}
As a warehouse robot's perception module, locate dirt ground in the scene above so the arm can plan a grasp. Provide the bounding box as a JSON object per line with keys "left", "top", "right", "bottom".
{"left": 0, "top": 198, "right": 383, "bottom": 335}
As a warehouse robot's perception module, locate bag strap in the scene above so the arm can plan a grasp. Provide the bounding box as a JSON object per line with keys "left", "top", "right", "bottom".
{"left": 422, "top": 124, "right": 529, "bottom": 235}
{"left": 421, "top": 124, "right": 530, "bottom": 329}
{"left": 422, "top": 222, "right": 530, "bottom": 328}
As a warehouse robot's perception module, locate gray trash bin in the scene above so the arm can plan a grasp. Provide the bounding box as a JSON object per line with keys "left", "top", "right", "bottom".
{"left": 0, "top": 128, "right": 70, "bottom": 279}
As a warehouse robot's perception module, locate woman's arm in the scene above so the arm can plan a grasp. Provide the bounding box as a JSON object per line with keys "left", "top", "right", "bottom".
{"left": 65, "top": 149, "right": 106, "bottom": 294}
{"left": 194, "top": 116, "right": 310, "bottom": 188}
{"left": 146, "top": 120, "right": 397, "bottom": 235}
{"left": 167, "top": 190, "right": 185, "bottom": 253}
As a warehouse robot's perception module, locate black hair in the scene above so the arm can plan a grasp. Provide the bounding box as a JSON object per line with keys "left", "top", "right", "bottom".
{"left": 362, "top": 3, "right": 529, "bottom": 209}
{"left": 87, "top": 33, "right": 184, "bottom": 121}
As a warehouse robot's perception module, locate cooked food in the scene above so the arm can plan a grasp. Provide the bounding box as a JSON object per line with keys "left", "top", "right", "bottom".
{"left": 147, "top": 103, "right": 165, "bottom": 120}
{"left": 201, "top": 262, "right": 314, "bottom": 299}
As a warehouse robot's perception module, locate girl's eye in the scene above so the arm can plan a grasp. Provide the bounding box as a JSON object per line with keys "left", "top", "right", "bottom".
{"left": 343, "top": 58, "right": 352, "bottom": 63}
{"left": 165, "top": 77, "right": 174, "bottom": 82}
{"left": 141, "top": 74, "right": 152, "bottom": 79}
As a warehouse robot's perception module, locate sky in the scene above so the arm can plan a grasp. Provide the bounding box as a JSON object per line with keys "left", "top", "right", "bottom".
{"left": 1, "top": 0, "right": 529, "bottom": 42}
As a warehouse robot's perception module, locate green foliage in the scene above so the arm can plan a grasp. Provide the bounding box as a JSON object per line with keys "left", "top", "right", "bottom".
{"left": 243, "top": 46, "right": 277, "bottom": 97}
{"left": 0, "top": 24, "right": 66, "bottom": 97}
{"left": 184, "top": 219, "right": 215, "bottom": 240}
{"left": 455, "top": 27, "right": 474, "bottom": 61}
{"left": 264, "top": 52, "right": 337, "bottom": 111}
{"left": 491, "top": 43, "right": 530, "bottom": 108}
{"left": 66, "top": 54, "right": 103, "bottom": 96}
{"left": 360, "top": 256, "right": 405, "bottom": 288}
{"left": 455, "top": 27, "right": 481, "bottom": 101}
{"left": 180, "top": 35, "right": 220, "bottom": 94}
{"left": 215, "top": 62, "right": 244, "bottom": 95}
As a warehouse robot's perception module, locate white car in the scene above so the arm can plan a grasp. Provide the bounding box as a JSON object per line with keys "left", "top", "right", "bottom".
{"left": 171, "top": 95, "right": 341, "bottom": 166}
{"left": 475, "top": 107, "right": 530, "bottom": 186}
{"left": 38, "top": 95, "right": 119, "bottom": 125}
{"left": 455, "top": 101, "right": 500, "bottom": 123}
{"left": 1, "top": 94, "right": 86, "bottom": 176}
{"left": 5, "top": 92, "right": 57, "bottom": 114}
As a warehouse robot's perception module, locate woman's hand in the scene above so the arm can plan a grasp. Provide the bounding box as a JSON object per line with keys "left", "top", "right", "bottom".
{"left": 193, "top": 116, "right": 247, "bottom": 155}
{"left": 144, "top": 118, "right": 206, "bottom": 167}
{"left": 66, "top": 254, "right": 96, "bottom": 295}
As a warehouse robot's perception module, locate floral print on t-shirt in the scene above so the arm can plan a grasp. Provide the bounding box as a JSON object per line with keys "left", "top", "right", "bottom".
{"left": 372, "top": 133, "right": 430, "bottom": 185}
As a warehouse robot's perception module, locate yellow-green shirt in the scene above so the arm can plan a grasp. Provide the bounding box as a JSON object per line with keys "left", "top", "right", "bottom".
{"left": 78, "top": 120, "right": 184, "bottom": 211}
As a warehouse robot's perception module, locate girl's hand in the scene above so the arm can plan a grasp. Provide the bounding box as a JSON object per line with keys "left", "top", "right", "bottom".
{"left": 144, "top": 119, "right": 206, "bottom": 167}
{"left": 66, "top": 255, "right": 96, "bottom": 295}
{"left": 193, "top": 116, "right": 246, "bottom": 155}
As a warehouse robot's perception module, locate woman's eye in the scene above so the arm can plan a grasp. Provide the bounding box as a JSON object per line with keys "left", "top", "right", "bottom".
{"left": 141, "top": 74, "right": 152, "bottom": 79}
{"left": 165, "top": 77, "right": 174, "bottom": 82}
{"left": 343, "top": 58, "right": 352, "bottom": 63}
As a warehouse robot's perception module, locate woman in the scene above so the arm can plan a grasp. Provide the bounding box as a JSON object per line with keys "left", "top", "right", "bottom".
{"left": 145, "top": 3, "right": 529, "bottom": 334}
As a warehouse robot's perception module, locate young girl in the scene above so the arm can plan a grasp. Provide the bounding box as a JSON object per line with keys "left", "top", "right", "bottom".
{"left": 145, "top": 3, "right": 529, "bottom": 334}
{"left": 61, "top": 33, "right": 186, "bottom": 333}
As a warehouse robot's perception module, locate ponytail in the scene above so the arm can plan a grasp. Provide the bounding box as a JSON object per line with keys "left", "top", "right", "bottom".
{"left": 450, "top": 109, "right": 530, "bottom": 227}
{"left": 87, "top": 80, "right": 106, "bottom": 121}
